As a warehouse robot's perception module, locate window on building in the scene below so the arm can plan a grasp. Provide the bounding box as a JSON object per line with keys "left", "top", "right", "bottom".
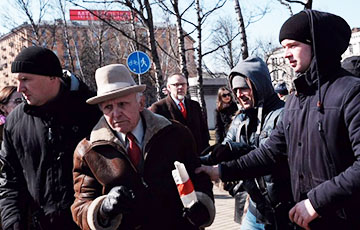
{"left": 349, "top": 44, "right": 353, "bottom": 54}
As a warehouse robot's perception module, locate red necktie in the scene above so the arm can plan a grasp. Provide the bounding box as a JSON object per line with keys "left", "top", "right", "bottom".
{"left": 126, "top": 133, "right": 141, "bottom": 167}
{"left": 179, "top": 101, "right": 187, "bottom": 119}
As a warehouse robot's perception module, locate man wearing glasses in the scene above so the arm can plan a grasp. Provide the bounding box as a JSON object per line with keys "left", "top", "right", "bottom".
{"left": 150, "top": 73, "right": 210, "bottom": 155}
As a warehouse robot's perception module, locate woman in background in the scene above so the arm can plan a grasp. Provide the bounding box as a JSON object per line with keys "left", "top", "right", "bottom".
{"left": 214, "top": 86, "right": 238, "bottom": 143}
{"left": 0, "top": 86, "right": 23, "bottom": 145}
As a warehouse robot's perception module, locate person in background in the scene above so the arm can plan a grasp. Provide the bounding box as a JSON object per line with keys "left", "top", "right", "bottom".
{"left": 274, "top": 82, "right": 289, "bottom": 101}
{"left": 197, "top": 10, "right": 360, "bottom": 230}
{"left": 71, "top": 64, "right": 215, "bottom": 230}
{"left": 342, "top": 55, "right": 360, "bottom": 77}
{"left": 0, "top": 46, "right": 100, "bottom": 230}
{"left": 150, "top": 73, "right": 210, "bottom": 155}
{"left": 0, "top": 86, "right": 23, "bottom": 117}
{"left": 0, "top": 86, "right": 23, "bottom": 145}
{"left": 200, "top": 56, "right": 293, "bottom": 230}
{"left": 214, "top": 86, "right": 238, "bottom": 144}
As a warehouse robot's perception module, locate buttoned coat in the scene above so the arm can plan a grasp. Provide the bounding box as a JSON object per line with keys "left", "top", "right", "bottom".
{"left": 149, "top": 96, "right": 209, "bottom": 155}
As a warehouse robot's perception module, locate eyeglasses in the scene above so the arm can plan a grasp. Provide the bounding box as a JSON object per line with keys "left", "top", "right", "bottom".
{"left": 170, "top": 83, "right": 187, "bottom": 87}
{"left": 221, "top": 93, "right": 231, "bottom": 98}
{"left": 8, "top": 98, "right": 24, "bottom": 105}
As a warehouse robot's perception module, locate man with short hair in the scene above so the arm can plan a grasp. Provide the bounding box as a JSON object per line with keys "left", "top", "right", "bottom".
{"left": 71, "top": 64, "right": 215, "bottom": 230}
{"left": 150, "top": 73, "right": 209, "bottom": 155}
{"left": 0, "top": 46, "right": 100, "bottom": 230}
{"left": 196, "top": 10, "right": 360, "bottom": 229}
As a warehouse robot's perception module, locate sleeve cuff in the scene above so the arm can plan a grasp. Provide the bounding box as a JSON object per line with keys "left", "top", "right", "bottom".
{"left": 87, "top": 195, "right": 123, "bottom": 230}
{"left": 195, "top": 191, "right": 216, "bottom": 227}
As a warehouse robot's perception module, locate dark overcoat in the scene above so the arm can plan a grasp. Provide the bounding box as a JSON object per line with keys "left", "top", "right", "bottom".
{"left": 150, "top": 96, "right": 209, "bottom": 155}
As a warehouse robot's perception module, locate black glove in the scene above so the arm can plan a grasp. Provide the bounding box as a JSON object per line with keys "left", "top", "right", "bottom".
{"left": 223, "top": 181, "right": 244, "bottom": 197}
{"left": 99, "top": 186, "right": 135, "bottom": 221}
{"left": 199, "top": 143, "right": 233, "bottom": 165}
{"left": 183, "top": 201, "right": 210, "bottom": 227}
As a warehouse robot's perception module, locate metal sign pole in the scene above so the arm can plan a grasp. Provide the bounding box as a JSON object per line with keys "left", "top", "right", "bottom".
{"left": 136, "top": 52, "right": 141, "bottom": 85}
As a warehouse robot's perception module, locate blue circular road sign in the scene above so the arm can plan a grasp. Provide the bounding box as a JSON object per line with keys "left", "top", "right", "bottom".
{"left": 127, "top": 51, "right": 151, "bottom": 74}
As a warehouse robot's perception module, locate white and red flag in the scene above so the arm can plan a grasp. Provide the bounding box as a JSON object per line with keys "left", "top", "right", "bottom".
{"left": 172, "top": 161, "right": 198, "bottom": 208}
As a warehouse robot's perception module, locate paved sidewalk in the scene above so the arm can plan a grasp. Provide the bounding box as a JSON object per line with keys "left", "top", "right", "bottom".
{"left": 206, "top": 185, "right": 240, "bottom": 230}
{"left": 206, "top": 130, "right": 240, "bottom": 229}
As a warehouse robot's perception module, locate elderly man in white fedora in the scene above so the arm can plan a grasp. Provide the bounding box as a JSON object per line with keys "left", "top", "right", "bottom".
{"left": 70, "top": 64, "right": 215, "bottom": 230}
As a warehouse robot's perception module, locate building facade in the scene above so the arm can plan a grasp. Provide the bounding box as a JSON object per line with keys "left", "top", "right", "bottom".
{"left": 0, "top": 19, "right": 197, "bottom": 89}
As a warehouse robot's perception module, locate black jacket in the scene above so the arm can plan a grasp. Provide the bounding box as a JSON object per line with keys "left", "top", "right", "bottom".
{"left": 220, "top": 10, "right": 360, "bottom": 229}
{"left": 214, "top": 101, "right": 238, "bottom": 144}
{"left": 0, "top": 76, "right": 101, "bottom": 230}
{"left": 224, "top": 56, "right": 292, "bottom": 228}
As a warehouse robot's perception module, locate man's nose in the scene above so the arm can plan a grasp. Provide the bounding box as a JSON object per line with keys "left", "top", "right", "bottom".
{"left": 17, "top": 81, "right": 25, "bottom": 93}
{"left": 113, "top": 106, "right": 123, "bottom": 117}
{"left": 236, "top": 89, "right": 242, "bottom": 97}
{"left": 284, "top": 48, "right": 291, "bottom": 58}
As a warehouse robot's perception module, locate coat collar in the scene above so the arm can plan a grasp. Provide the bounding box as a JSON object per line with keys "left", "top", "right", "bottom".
{"left": 90, "top": 109, "right": 172, "bottom": 148}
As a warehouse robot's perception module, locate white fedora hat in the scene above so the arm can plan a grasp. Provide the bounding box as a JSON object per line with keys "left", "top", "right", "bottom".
{"left": 86, "top": 64, "right": 146, "bottom": 104}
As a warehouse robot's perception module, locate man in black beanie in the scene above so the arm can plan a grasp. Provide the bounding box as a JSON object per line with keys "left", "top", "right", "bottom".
{"left": 0, "top": 46, "right": 101, "bottom": 230}
{"left": 196, "top": 10, "right": 360, "bottom": 230}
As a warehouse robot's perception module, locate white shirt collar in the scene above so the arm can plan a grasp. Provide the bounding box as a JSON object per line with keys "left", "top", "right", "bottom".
{"left": 170, "top": 95, "right": 185, "bottom": 109}
{"left": 118, "top": 118, "right": 144, "bottom": 148}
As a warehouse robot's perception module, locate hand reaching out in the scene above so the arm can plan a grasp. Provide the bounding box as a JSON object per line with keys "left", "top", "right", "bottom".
{"left": 289, "top": 199, "right": 319, "bottom": 230}
{"left": 195, "top": 165, "right": 220, "bottom": 182}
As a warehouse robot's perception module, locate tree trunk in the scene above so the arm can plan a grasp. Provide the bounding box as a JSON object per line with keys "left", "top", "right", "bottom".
{"left": 195, "top": 0, "right": 208, "bottom": 122}
{"left": 234, "top": 0, "right": 249, "bottom": 60}
{"left": 305, "top": 0, "right": 313, "bottom": 9}
{"left": 172, "top": 0, "right": 189, "bottom": 80}
{"left": 144, "top": 0, "right": 163, "bottom": 101}
{"left": 58, "top": 0, "right": 75, "bottom": 72}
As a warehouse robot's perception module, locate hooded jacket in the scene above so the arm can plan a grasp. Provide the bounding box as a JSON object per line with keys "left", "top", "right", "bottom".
{"left": 0, "top": 75, "right": 101, "bottom": 230}
{"left": 223, "top": 57, "right": 292, "bottom": 227}
{"left": 220, "top": 10, "right": 360, "bottom": 229}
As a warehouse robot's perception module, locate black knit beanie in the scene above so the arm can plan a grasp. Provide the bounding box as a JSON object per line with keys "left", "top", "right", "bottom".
{"left": 279, "top": 11, "right": 312, "bottom": 45}
{"left": 11, "top": 46, "right": 63, "bottom": 78}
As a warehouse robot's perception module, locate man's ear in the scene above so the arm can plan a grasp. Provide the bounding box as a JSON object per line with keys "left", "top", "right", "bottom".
{"left": 139, "top": 95, "right": 146, "bottom": 111}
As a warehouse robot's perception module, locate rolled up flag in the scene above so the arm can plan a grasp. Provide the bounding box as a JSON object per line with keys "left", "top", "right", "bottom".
{"left": 172, "top": 161, "right": 198, "bottom": 208}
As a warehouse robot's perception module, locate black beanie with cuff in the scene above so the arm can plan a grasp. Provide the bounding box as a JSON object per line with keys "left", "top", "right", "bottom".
{"left": 279, "top": 11, "right": 312, "bottom": 45}
{"left": 11, "top": 46, "right": 63, "bottom": 78}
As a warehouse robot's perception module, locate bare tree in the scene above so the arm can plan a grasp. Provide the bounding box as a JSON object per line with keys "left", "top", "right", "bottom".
{"left": 277, "top": 0, "right": 313, "bottom": 12}
{"left": 277, "top": 0, "right": 294, "bottom": 15}
{"left": 68, "top": 0, "right": 165, "bottom": 101}
{"left": 56, "top": 0, "right": 75, "bottom": 72}
{"left": 0, "top": 0, "right": 54, "bottom": 46}
{"left": 211, "top": 16, "right": 241, "bottom": 70}
{"left": 192, "top": 0, "right": 226, "bottom": 120}
{"left": 251, "top": 38, "right": 278, "bottom": 63}
{"left": 157, "top": 0, "right": 195, "bottom": 80}
{"left": 234, "top": 0, "right": 249, "bottom": 59}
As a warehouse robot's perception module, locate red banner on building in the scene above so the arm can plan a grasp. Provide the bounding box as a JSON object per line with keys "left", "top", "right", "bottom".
{"left": 70, "top": 9, "right": 135, "bottom": 21}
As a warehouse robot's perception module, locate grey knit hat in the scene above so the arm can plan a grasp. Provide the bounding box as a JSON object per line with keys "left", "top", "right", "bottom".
{"left": 232, "top": 75, "right": 249, "bottom": 89}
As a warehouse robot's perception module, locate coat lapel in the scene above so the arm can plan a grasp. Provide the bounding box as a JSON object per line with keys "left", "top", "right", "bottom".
{"left": 166, "top": 96, "right": 186, "bottom": 123}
